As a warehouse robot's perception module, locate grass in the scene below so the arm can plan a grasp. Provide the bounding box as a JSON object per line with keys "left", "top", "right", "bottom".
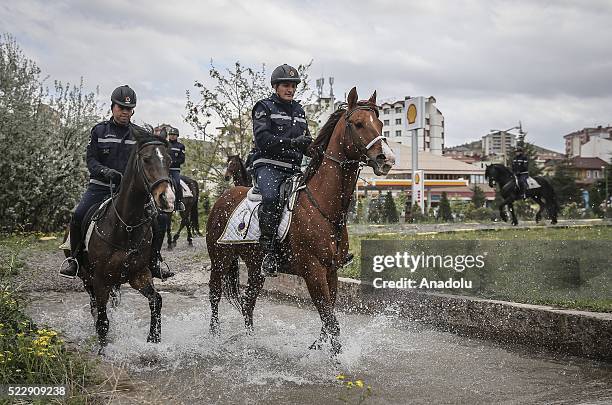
{"left": 0, "top": 233, "right": 102, "bottom": 403}
{"left": 341, "top": 225, "right": 612, "bottom": 313}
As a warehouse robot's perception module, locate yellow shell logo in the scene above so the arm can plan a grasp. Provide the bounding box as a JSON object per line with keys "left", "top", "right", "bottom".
{"left": 415, "top": 173, "right": 420, "bottom": 184}
{"left": 407, "top": 104, "right": 417, "bottom": 124}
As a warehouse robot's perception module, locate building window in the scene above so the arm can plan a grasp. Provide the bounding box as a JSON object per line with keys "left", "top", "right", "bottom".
{"left": 383, "top": 119, "right": 389, "bottom": 126}
{"left": 395, "top": 118, "right": 401, "bottom": 125}
{"left": 426, "top": 118, "right": 430, "bottom": 125}
{"left": 384, "top": 130, "right": 390, "bottom": 136}
{"left": 395, "top": 130, "right": 402, "bottom": 137}
{"left": 395, "top": 107, "right": 402, "bottom": 113}
{"left": 383, "top": 109, "right": 390, "bottom": 114}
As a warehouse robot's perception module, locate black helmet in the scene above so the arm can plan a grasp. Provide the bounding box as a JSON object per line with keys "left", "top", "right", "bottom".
{"left": 270, "top": 64, "right": 301, "bottom": 86}
{"left": 157, "top": 127, "right": 168, "bottom": 140}
{"left": 111, "top": 85, "right": 137, "bottom": 108}
{"left": 168, "top": 127, "right": 179, "bottom": 136}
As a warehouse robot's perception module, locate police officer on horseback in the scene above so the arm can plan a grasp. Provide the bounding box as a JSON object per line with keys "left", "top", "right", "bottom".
{"left": 512, "top": 147, "right": 529, "bottom": 199}
{"left": 60, "top": 85, "right": 174, "bottom": 280}
{"left": 167, "top": 127, "right": 186, "bottom": 212}
{"left": 249, "top": 64, "right": 312, "bottom": 277}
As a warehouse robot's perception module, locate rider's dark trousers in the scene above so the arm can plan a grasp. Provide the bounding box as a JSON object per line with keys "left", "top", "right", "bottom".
{"left": 70, "top": 184, "right": 112, "bottom": 256}
{"left": 254, "top": 165, "right": 293, "bottom": 211}
{"left": 170, "top": 169, "right": 182, "bottom": 203}
{"left": 517, "top": 173, "right": 529, "bottom": 195}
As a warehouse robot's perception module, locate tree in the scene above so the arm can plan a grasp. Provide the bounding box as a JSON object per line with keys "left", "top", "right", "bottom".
{"left": 184, "top": 60, "right": 313, "bottom": 191}
{"left": 367, "top": 197, "right": 383, "bottom": 223}
{"left": 471, "top": 184, "right": 486, "bottom": 208}
{"left": 550, "top": 160, "right": 581, "bottom": 206}
{"left": 383, "top": 191, "right": 399, "bottom": 223}
{"left": 437, "top": 192, "right": 453, "bottom": 222}
{"left": 0, "top": 35, "right": 101, "bottom": 232}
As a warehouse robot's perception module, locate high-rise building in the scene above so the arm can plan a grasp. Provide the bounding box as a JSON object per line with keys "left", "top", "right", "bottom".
{"left": 379, "top": 96, "right": 444, "bottom": 155}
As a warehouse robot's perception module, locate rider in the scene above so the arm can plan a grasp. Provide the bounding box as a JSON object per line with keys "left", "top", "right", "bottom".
{"left": 168, "top": 127, "right": 186, "bottom": 212}
{"left": 60, "top": 85, "right": 174, "bottom": 279}
{"left": 249, "top": 64, "right": 313, "bottom": 277}
{"left": 512, "top": 147, "right": 529, "bottom": 199}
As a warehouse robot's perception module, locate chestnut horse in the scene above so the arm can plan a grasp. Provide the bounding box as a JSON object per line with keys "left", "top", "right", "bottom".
{"left": 224, "top": 155, "right": 252, "bottom": 187}
{"left": 206, "top": 88, "right": 395, "bottom": 355}
{"left": 79, "top": 127, "right": 175, "bottom": 353}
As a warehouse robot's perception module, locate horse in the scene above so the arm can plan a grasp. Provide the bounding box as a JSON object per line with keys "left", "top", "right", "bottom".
{"left": 485, "top": 163, "right": 558, "bottom": 225}
{"left": 76, "top": 127, "right": 175, "bottom": 353}
{"left": 224, "top": 155, "right": 252, "bottom": 187}
{"left": 165, "top": 175, "right": 201, "bottom": 249}
{"left": 205, "top": 87, "right": 395, "bottom": 355}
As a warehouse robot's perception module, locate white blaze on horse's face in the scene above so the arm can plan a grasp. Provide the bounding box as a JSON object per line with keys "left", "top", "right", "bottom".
{"left": 146, "top": 145, "right": 175, "bottom": 213}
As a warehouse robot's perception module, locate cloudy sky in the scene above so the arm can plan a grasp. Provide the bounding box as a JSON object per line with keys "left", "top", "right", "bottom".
{"left": 2, "top": 0, "right": 611, "bottom": 151}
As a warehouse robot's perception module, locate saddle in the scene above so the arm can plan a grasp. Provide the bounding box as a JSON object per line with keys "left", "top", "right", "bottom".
{"left": 59, "top": 198, "right": 112, "bottom": 252}
{"left": 218, "top": 174, "right": 303, "bottom": 244}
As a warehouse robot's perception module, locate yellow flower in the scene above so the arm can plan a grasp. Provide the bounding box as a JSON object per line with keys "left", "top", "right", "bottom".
{"left": 336, "top": 374, "right": 345, "bottom": 380}
{"left": 355, "top": 380, "right": 364, "bottom": 388}
{"left": 346, "top": 381, "right": 354, "bottom": 388}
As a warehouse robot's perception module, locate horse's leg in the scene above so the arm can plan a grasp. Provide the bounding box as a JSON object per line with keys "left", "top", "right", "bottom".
{"left": 93, "top": 283, "right": 111, "bottom": 354}
{"left": 173, "top": 219, "right": 185, "bottom": 245}
{"left": 532, "top": 196, "right": 544, "bottom": 223}
{"left": 186, "top": 214, "right": 193, "bottom": 246}
{"left": 508, "top": 201, "right": 518, "bottom": 226}
{"left": 166, "top": 215, "right": 173, "bottom": 250}
{"left": 85, "top": 284, "right": 97, "bottom": 320}
{"left": 208, "top": 258, "right": 225, "bottom": 335}
{"left": 241, "top": 255, "right": 265, "bottom": 332}
{"left": 327, "top": 267, "right": 339, "bottom": 309}
{"left": 304, "top": 263, "right": 341, "bottom": 356}
{"left": 130, "top": 276, "right": 162, "bottom": 343}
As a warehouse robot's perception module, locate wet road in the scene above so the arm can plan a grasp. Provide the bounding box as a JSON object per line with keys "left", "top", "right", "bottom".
{"left": 27, "top": 289, "right": 612, "bottom": 404}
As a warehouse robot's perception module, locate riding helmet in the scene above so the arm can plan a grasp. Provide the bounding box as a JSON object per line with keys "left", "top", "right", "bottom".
{"left": 270, "top": 64, "right": 301, "bottom": 86}
{"left": 168, "top": 127, "right": 179, "bottom": 137}
{"left": 111, "top": 85, "right": 137, "bottom": 108}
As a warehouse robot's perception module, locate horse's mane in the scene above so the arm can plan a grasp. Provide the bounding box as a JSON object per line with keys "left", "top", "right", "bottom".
{"left": 303, "top": 100, "right": 378, "bottom": 183}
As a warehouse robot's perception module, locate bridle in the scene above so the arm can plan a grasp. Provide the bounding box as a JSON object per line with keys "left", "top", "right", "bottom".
{"left": 323, "top": 103, "right": 387, "bottom": 168}
{"left": 104, "top": 140, "right": 172, "bottom": 234}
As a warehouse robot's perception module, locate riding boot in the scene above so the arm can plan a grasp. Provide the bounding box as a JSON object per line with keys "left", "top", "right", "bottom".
{"left": 150, "top": 219, "right": 175, "bottom": 280}
{"left": 259, "top": 204, "right": 282, "bottom": 277}
{"left": 60, "top": 221, "right": 82, "bottom": 278}
{"left": 176, "top": 201, "right": 186, "bottom": 212}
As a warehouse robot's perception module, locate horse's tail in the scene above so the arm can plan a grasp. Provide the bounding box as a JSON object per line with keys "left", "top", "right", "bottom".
{"left": 190, "top": 179, "right": 201, "bottom": 234}
{"left": 537, "top": 176, "right": 559, "bottom": 220}
{"left": 222, "top": 258, "right": 243, "bottom": 312}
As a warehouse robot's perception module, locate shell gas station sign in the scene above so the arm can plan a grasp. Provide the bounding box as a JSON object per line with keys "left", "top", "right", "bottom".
{"left": 413, "top": 169, "right": 425, "bottom": 211}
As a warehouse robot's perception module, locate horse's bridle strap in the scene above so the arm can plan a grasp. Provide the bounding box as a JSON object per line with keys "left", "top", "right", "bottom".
{"left": 365, "top": 135, "right": 386, "bottom": 150}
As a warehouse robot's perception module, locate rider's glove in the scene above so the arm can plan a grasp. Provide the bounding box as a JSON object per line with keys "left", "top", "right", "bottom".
{"left": 290, "top": 134, "right": 313, "bottom": 153}
{"left": 101, "top": 167, "right": 122, "bottom": 183}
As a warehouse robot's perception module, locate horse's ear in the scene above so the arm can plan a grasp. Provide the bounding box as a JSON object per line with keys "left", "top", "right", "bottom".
{"left": 347, "top": 87, "right": 358, "bottom": 109}
{"left": 369, "top": 90, "right": 377, "bottom": 105}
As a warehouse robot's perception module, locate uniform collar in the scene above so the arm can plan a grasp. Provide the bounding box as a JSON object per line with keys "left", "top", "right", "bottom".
{"left": 271, "top": 93, "right": 295, "bottom": 106}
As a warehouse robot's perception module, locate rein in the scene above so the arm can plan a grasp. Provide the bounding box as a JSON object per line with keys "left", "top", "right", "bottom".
{"left": 304, "top": 103, "right": 383, "bottom": 262}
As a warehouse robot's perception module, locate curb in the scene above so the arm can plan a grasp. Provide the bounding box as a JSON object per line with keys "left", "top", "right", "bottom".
{"left": 255, "top": 271, "right": 612, "bottom": 363}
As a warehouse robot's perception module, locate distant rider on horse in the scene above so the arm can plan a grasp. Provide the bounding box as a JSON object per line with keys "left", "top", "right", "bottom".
{"left": 60, "top": 85, "right": 174, "bottom": 279}
{"left": 512, "top": 147, "right": 529, "bottom": 199}
{"left": 248, "top": 64, "right": 313, "bottom": 277}
{"left": 168, "top": 126, "right": 186, "bottom": 212}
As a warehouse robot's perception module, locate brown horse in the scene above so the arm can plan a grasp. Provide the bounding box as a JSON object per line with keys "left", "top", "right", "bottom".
{"left": 206, "top": 88, "right": 395, "bottom": 355}
{"left": 166, "top": 175, "right": 201, "bottom": 248}
{"left": 78, "top": 127, "right": 175, "bottom": 353}
{"left": 224, "top": 155, "right": 252, "bottom": 187}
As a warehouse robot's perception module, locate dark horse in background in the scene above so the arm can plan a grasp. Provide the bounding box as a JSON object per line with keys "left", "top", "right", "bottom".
{"left": 206, "top": 88, "right": 395, "bottom": 355}
{"left": 224, "top": 155, "right": 252, "bottom": 187}
{"left": 165, "top": 175, "right": 201, "bottom": 249}
{"left": 485, "top": 163, "right": 558, "bottom": 225}
{"left": 70, "top": 127, "right": 175, "bottom": 353}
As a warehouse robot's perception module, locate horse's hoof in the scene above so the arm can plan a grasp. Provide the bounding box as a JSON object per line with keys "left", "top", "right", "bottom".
{"left": 97, "top": 345, "right": 106, "bottom": 356}
{"left": 210, "top": 323, "right": 220, "bottom": 336}
{"left": 188, "top": 241, "right": 193, "bottom": 246}
{"left": 309, "top": 340, "right": 323, "bottom": 351}
{"left": 147, "top": 335, "right": 161, "bottom": 344}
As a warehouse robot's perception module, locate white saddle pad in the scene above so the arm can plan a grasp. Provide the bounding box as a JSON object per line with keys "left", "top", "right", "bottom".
{"left": 180, "top": 179, "right": 193, "bottom": 197}
{"left": 217, "top": 177, "right": 303, "bottom": 244}
{"left": 526, "top": 177, "right": 541, "bottom": 189}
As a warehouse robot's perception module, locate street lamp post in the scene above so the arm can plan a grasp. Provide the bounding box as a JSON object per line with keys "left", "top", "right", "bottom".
{"left": 603, "top": 165, "right": 609, "bottom": 209}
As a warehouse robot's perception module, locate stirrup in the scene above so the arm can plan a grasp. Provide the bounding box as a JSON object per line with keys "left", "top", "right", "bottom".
{"left": 59, "top": 257, "right": 79, "bottom": 279}
{"left": 261, "top": 253, "right": 280, "bottom": 277}
{"left": 175, "top": 201, "right": 186, "bottom": 212}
